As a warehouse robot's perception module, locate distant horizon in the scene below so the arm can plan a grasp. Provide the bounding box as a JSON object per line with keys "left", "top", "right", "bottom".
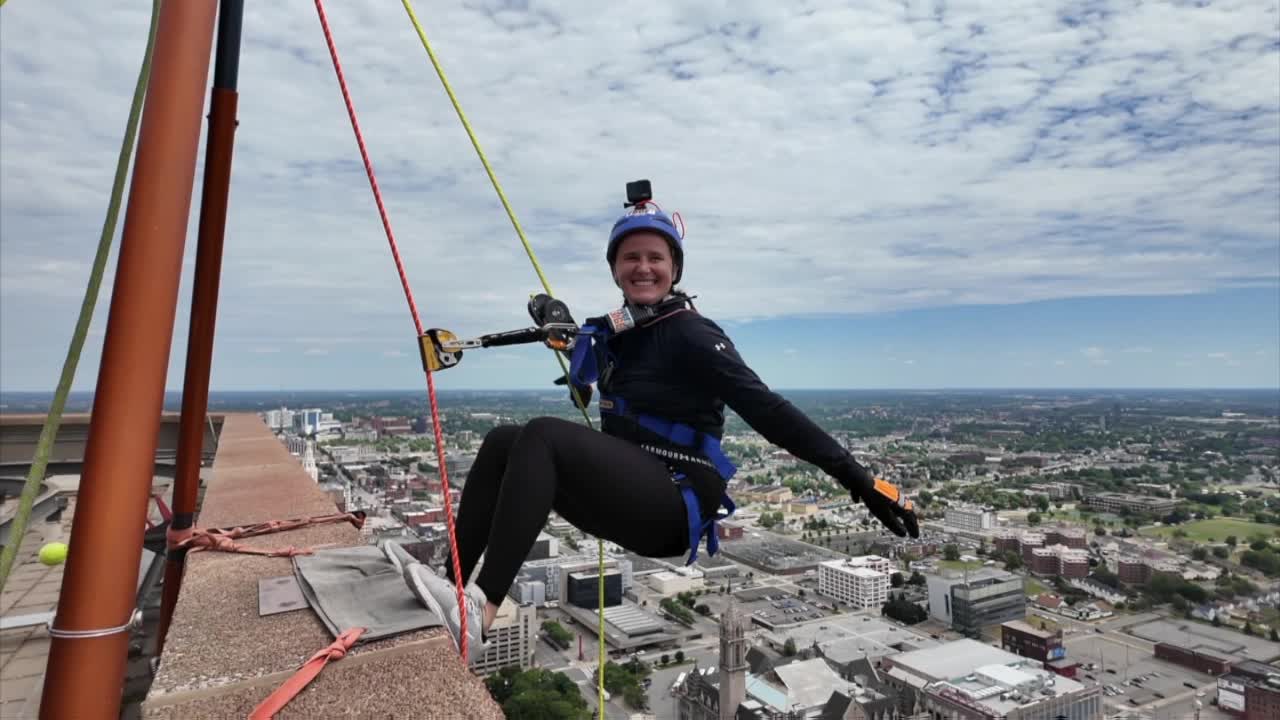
{"left": 3, "top": 386, "right": 1277, "bottom": 396}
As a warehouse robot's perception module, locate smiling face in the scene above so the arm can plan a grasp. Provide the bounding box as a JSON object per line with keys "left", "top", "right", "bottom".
{"left": 612, "top": 232, "right": 677, "bottom": 305}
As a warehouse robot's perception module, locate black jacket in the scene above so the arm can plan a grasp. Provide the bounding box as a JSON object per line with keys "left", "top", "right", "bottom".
{"left": 578, "top": 307, "right": 868, "bottom": 518}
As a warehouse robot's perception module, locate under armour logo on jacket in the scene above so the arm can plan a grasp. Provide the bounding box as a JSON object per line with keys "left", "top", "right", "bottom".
{"left": 714, "top": 342, "right": 727, "bottom": 351}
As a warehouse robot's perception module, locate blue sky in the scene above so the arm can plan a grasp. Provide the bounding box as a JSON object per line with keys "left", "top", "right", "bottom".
{"left": 1, "top": 2, "right": 1277, "bottom": 392}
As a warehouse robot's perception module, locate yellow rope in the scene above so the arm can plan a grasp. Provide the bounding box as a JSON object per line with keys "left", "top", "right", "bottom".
{"left": 399, "top": 0, "right": 554, "bottom": 296}
{"left": 398, "top": 2, "right": 608, "bottom": 712}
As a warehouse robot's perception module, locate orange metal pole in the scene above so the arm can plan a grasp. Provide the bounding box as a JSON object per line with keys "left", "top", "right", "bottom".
{"left": 157, "top": 0, "right": 244, "bottom": 654}
{"left": 156, "top": 84, "right": 238, "bottom": 656}
{"left": 40, "top": 2, "right": 219, "bottom": 718}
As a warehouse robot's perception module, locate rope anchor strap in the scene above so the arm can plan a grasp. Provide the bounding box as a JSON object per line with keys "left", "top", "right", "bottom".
{"left": 170, "top": 511, "right": 365, "bottom": 557}
{"left": 248, "top": 627, "right": 366, "bottom": 720}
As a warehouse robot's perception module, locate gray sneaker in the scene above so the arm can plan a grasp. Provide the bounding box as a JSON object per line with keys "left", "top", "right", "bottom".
{"left": 404, "top": 563, "right": 488, "bottom": 663}
{"left": 379, "top": 538, "right": 416, "bottom": 575}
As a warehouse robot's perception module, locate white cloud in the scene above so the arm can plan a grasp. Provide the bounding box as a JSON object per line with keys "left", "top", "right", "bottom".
{"left": 303, "top": 348, "right": 329, "bottom": 356}
{"left": 1207, "top": 351, "right": 1231, "bottom": 359}
{"left": 1121, "top": 346, "right": 1153, "bottom": 353}
{"left": 1, "top": 2, "right": 1278, "bottom": 388}
{"left": 1080, "top": 346, "right": 1110, "bottom": 365}
{"left": 783, "top": 348, "right": 798, "bottom": 355}
{"left": 383, "top": 350, "right": 406, "bottom": 358}
{"left": 251, "top": 347, "right": 282, "bottom": 354}
{"left": 1053, "top": 359, "right": 1067, "bottom": 367}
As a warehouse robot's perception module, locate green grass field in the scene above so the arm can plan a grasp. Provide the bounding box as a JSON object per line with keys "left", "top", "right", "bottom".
{"left": 1141, "top": 518, "right": 1280, "bottom": 543}
{"left": 1024, "top": 578, "right": 1049, "bottom": 596}
{"left": 937, "top": 559, "right": 984, "bottom": 571}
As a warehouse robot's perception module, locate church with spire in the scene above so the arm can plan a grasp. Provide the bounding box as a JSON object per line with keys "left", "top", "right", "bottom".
{"left": 673, "top": 598, "right": 754, "bottom": 720}
{"left": 670, "top": 598, "right": 918, "bottom": 719}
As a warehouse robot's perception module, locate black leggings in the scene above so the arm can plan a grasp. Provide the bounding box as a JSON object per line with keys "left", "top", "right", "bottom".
{"left": 444, "top": 416, "right": 690, "bottom": 605}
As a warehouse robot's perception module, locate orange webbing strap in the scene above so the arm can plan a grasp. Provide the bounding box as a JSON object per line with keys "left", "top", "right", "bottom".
{"left": 248, "top": 627, "right": 366, "bottom": 720}
{"left": 167, "top": 511, "right": 366, "bottom": 558}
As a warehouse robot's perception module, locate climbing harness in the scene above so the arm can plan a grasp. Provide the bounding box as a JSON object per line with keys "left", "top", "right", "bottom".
{"left": 566, "top": 292, "right": 740, "bottom": 566}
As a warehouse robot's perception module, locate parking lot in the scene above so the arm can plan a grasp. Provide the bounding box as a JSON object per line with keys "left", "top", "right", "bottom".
{"left": 732, "top": 586, "right": 829, "bottom": 628}
{"left": 1067, "top": 635, "right": 1215, "bottom": 707}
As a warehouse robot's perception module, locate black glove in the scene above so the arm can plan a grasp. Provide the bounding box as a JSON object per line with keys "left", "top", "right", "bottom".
{"left": 843, "top": 464, "right": 920, "bottom": 538}
{"left": 553, "top": 375, "right": 592, "bottom": 409}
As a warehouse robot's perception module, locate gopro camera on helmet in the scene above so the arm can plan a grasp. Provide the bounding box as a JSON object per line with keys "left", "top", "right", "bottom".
{"left": 624, "top": 179, "right": 652, "bottom": 208}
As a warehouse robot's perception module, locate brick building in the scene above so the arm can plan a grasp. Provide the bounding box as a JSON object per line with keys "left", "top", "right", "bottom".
{"left": 1001, "top": 620, "right": 1065, "bottom": 664}
{"left": 1218, "top": 659, "right": 1280, "bottom": 719}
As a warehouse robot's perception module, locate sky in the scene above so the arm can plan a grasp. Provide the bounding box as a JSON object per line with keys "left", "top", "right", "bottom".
{"left": 1, "top": 1, "right": 1277, "bottom": 393}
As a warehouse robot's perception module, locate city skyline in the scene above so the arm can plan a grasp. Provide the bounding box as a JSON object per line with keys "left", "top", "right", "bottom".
{"left": 2, "top": 3, "right": 1277, "bottom": 392}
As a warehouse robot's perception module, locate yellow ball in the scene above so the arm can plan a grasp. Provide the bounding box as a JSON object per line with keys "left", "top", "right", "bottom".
{"left": 38, "top": 542, "right": 68, "bottom": 566}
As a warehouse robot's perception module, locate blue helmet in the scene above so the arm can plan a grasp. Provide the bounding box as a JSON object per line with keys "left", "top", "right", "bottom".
{"left": 607, "top": 204, "right": 684, "bottom": 284}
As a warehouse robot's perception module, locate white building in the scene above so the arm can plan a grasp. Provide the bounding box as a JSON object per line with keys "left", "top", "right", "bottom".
{"left": 471, "top": 598, "right": 536, "bottom": 675}
{"left": 944, "top": 505, "right": 995, "bottom": 532}
{"left": 326, "top": 445, "right": 381, "bottom": 464}
{"left": 649, "top": 570, "right": 698, "bottom": 596}
{"left": 285, "top": 435, "right": 307, "bottom": 456}
{"left": 818, "top": 556, "right": 891, "bottom": 611}
{"left": 883, "top": 640, "right": 1102, "bottom": 720}
{"left": 265, "top": 408, "right": 294, "bottom": 431}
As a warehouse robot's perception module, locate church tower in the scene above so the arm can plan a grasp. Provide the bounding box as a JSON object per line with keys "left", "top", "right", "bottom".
{"left": 718, "top": 598, "right": 747, "bottom": 720}
{"left": 302, "top": 438, "right": 319, "bottom": 482}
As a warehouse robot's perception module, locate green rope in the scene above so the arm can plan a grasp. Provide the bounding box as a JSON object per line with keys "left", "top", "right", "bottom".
{"left": 0, "top": 0, "right": 164, "bottom": 593}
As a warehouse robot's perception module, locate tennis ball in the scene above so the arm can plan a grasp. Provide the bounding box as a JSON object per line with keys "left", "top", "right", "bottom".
{"left": 38, "top": 542, "right": 68, "bottom": 566}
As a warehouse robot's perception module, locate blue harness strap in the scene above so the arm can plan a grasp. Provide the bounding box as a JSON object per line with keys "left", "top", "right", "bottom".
{"left": 677, "top": 479, "right": 737, "bottom": 565}
{"left": 569, "top": 323, "right": 603, "bottom": 386}
{"left": 568, "top": 322, "right": 738, "bottom": 566}
{"left": 599, "top": 395, "right": 737, "bottom": 481}
{"left": 598, "top": 392, "right": 737, "bottom": 566}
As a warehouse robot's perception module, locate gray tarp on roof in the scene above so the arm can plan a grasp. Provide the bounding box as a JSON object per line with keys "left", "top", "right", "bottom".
{"left": 293, "top": 544, "right": 442, "bottom": 642}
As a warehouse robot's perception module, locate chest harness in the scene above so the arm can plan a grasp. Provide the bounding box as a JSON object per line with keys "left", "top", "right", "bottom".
{"left": 567, "top": 296, "right": 737, "bottom": 565}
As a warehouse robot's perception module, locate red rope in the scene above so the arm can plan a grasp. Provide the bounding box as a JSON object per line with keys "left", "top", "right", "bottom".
{"left": 248, "top": 627, "right": 366, "bottom": 720}
{"left": 313, "top": 0, "right": 469, "bottom": 662}
{"left": 167, "top": 511, "right": 367, "bottom": 557}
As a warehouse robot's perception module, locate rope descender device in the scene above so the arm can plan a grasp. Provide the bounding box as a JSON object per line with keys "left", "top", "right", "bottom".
{"left": 417, "top": 294, "right": 580, "bottom": 373}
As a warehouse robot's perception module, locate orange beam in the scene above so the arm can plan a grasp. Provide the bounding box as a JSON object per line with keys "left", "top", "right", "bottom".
{"left": 157, "top": 83, "right": 238, "bottom": 656}
{"left": 40, "top": 2, "right": 219, "bottom": 718}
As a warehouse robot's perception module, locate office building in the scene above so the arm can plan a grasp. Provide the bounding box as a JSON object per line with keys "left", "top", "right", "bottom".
{"left": 566, "top": 569, "right": 622, "bottom": 609}
{"left": 525, "top": 531, "right": 559, "bottom": 561}
{"left": 508, "top": 578, "right": 546, "bottom": 607}
{"left": 1083, "top": 492, "right": 1177, "bottom": 514}
{"left": 1030, "top": 545, "right": 1089, "bottom": 578}
{"left": 292, "top": 408, "right": 323, "bottom": 435}
{"left": 1045, "top": 527, "right": 1087, "bottom": 548}
{"left": 882, "top": 639, "right": 1102, "bottom": 720}
{"left": 1019, "top": 532, "right": 1045, "bottom": 563}
{"left": 944, "top": 505, "right": 995, "bottom": 532}
{"left": 818, "top": 556, "right": 891, "bottom": 611}
{"left": 927, "top": 570, "right": 1025, "bottom": 636}
{"left": 470, "top": 599, "right": 536, "bottom": 676}
{"left": 516, "top": 554, "right": 632, "bottom": 605}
